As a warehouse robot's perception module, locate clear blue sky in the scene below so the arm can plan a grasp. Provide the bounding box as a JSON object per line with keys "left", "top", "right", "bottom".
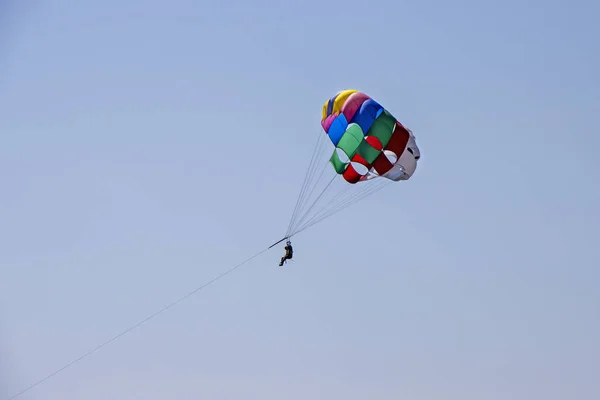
{"left": 1, "top": 0, "right": 599, "bottom": 399}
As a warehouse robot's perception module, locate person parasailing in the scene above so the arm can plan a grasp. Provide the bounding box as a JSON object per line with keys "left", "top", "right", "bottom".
{"left": 279, "top": 240, "right": 293, "bottom": 266}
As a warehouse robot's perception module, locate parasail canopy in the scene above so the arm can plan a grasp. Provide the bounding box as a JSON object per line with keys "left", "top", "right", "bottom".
{"left": 281, "top": 89, "right": 422, "bottom": 241}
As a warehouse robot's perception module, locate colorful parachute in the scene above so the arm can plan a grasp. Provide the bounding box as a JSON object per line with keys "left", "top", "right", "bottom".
{"left": 321, "top": 89, "right": 420, "bottom": 184}
{"left": 281, "top": 89, "right": 422, "bottom": 240}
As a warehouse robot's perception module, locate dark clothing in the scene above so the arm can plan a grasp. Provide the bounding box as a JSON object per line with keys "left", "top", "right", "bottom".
{"left": 279, "top": 244, "right": 293, "bottom": 266}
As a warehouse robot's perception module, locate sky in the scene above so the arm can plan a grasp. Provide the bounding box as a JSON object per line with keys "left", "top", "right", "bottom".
{"left": 1, "top": 0, "right": 599, "bottom": 399}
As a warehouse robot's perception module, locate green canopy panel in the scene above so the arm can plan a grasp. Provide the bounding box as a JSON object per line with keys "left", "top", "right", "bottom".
{"left": 366, "top": 109, "right": 396, "bottom": 148}
{"left": 336, "top": 123, "right": 364, "bottom": 159}
{"left": 329, "top": 150, "right": 349, "bottom": 174}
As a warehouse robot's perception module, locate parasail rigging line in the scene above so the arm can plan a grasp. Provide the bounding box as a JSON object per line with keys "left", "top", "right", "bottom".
{"left": 282, "top": 127, "right": 396, "bottom": 241}
{"left": 7, "top": 246, "right": 272, "bottom": 400}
